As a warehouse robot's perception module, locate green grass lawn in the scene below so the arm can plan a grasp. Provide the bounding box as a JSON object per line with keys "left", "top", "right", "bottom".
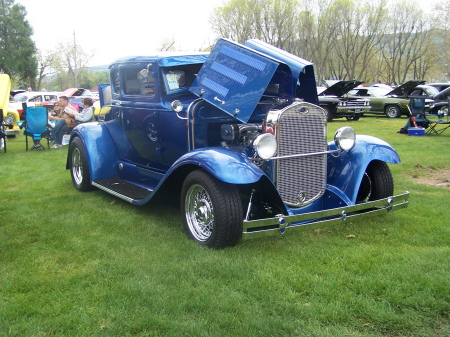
{"left": 1, "top": 117, "right": 449, "bottom": 337}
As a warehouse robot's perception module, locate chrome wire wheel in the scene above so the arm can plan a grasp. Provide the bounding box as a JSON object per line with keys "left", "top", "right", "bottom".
{"left": 69, "top": 137, "right": 93, "bottom": 191}
{"left": 71, "top": 147, "right": 83, "bottom": 186}
{"left": 185, "top": 184, "right": 215, "bottom": 242}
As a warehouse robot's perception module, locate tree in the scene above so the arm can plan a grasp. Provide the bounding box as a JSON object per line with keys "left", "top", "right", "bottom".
{"left": 379, "top": 0, "right": 432, "bottom": 84}
{"left": 51, "top": 33, "right": 93, "bottom": 88}
{"left": 0, "top": 0, "right": 37, "bottom": 87}
{"left": 330, "top": 0, "right": 387, "bottom": 81}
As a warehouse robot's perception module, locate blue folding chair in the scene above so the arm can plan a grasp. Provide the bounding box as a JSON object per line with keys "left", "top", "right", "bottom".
{"left": 21, "top": 106, "right": 51, "bottom": 151}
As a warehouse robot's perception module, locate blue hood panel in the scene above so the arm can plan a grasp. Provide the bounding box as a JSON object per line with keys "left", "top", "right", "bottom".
{"left": 190, "top": 39, "right": 281, "bottom": 123}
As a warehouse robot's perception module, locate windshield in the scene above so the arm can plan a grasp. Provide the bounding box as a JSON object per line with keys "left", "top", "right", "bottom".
{"left": 161, "top": 63, "right": 203, "bottom": 95}
{"left": 13, "top": 94, "right": 28, "bottom": 102}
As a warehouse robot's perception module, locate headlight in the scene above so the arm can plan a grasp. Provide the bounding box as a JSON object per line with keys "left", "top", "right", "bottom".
{"left": 253, "top": 133, "right": 277, "bottom": 160}
{"left": 171, "top": 100, "right": 183, "bottom": 112}
{"left": 334, "top": 126, "right": 355, "bottom": 151}
{"left": 5, "top": 114, "right": 15, "bottom": 125}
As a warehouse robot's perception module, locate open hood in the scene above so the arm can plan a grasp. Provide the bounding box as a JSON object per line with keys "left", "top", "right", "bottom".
{"left": 190, "top": 38, "right": 317, "bottom": 123}
{"left": 0, "top": 74, "right": 11, "bottom": 113}
{"left": 319, "top": 80, "right": 364, "bottom": 97}
{"left": 385, "top": 80, "right": 425, "bottom": 97}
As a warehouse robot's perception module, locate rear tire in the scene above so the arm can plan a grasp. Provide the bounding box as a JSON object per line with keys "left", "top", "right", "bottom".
{"left": 181, "top": 170, "right": 243, "bottom": 249}
{"left": 356, "top": 161, "right": 394, "bottom": 202}
{"left": 69, "top": 137, "right": 93, "bottom": 191}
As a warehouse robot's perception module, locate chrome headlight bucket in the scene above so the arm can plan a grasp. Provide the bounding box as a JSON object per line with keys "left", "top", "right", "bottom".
{"left": 171, "top": 100, "right": 183, "bottom": 112}
{"left": 334, "top": 126, "right": 355, "bottom": 151}
{"left": 253, "top": 133, "right": 277, "bottom": 160}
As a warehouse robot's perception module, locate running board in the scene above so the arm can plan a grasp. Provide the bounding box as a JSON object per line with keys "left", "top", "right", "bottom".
{"left": 92, "top": 177, "right": 152, "bottom": 203}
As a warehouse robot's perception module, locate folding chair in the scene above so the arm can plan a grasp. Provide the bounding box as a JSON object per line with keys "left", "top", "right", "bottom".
{"left": 0, "top": 109, "right": 7, "bottom": 153}
{"left": 426, "top": 98, "right": 450, "bottom": 136}
{"left": 20, "top": 106, "right": 51, "bottom": 151}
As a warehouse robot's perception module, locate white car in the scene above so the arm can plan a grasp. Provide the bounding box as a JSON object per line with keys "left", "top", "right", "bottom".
{"left": 10, "top": 91, "right": 59, "bottom": 118}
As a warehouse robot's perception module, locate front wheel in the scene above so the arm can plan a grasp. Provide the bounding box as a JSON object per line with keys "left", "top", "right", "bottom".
{"left": 69, "top": 137, "right": 93, "bottom": 191}
{"left": 181, "top": 170, "right": 243, "bottom": 249}
{"left": 356, "top": 161, "right": 394, "bottom": 202}
{"left": 385, "top": 105, "right": 401, "bottom": 118}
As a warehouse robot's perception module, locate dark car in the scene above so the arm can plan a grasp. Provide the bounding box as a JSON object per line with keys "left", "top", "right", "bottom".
{"left": 66, "top": 38, "right": 409, "bottom": 248}
{"left": 317, "top": 80, "right": 371, "bottom": 122}
{"left": 407, "top": 84, "right": 450, "bottom": 115}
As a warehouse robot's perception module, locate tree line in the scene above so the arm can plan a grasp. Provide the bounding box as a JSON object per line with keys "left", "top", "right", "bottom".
{"left": 211, "top": 0, "right": 450, "bottom": 85}
{"left": 1, "top": 0, "right": 449, "bottom": 90}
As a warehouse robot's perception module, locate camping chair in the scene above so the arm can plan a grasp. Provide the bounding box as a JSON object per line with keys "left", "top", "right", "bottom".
{"left": 408, "top": 98, "right": 430, "bottom": 129}
{"left": 0, "top": 109, "right": 7, "bottom": 153}
{"left": 426, "top": 97, "right": 450, "bottom": 136}
{"left": 20, "top": 106, "right": 51, "bottom": 151}
{"left": 398, "top": 98, "right": 430, "bottom": 134}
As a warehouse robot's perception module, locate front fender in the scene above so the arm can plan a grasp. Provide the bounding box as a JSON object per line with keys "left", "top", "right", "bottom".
{"left": 67, "top": 122, "right": 119, "bottom": 181}
{"left": 169, "top": 147, "right": 265, "bottom": 184}
{"left": 327, "top": 135, "right": 400, "bottom": 203}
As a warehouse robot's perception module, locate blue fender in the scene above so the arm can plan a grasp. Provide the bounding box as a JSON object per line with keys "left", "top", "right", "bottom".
{"left": 168, "top": 147, "right": 265, "bottom": 184}
{"left": 69, "top": 122, "right": 119, "bottom": 181}
{"left": 327, "top": 135, "right": 400, "bottom": 204}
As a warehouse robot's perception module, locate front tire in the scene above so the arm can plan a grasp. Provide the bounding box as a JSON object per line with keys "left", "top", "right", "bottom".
{"left": 69, "top": 137, "right": 93, "bottom": 191}
{"left": 385, "top": 105, "right": 401, "bottom": 118}
{"left": 356, "top": 161, "right": 394, "bottom": 202}
{"left": 181, "top": 170, "right": 243, "bottom": 249}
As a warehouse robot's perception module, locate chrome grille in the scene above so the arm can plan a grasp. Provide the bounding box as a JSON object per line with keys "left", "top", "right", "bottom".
{"left": 275, "top": 102, "right": 327, "bottom": 207}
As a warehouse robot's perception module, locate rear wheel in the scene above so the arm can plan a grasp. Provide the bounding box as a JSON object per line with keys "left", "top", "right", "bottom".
{"left": 181, "top": 170, "right": 243, "bottom": 249}
{"left": 69, "top": 137, "right": 93, "bottom": 191}
{"left": 385, "top": 105, "right": 401, "bottom": 118}
{"left": 356, "top": 161, "right": 394, "bottom": 202}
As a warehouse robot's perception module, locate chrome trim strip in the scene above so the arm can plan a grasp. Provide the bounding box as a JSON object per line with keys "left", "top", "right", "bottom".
{"left": 271, "top": 149, "right": 340, "bottom": 160}
{"left": 242, "top": 191, "right": 410, "bottom": 240}
{"left": 91, "top": 181, "right": 134, "bottom": 204}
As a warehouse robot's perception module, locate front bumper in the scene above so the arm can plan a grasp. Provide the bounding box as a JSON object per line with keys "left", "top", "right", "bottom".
{"left": 242, "top": 191, "right": 409, "bottom": 240}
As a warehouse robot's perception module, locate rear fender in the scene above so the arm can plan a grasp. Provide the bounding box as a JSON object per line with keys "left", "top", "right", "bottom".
{"left": 67, "top": 122, "right": 119, "bottom": 181}
{"left": 327, "top": 135, "right": 400, "bottom": 203}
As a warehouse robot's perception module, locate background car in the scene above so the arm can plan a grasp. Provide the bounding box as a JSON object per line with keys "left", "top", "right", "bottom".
{"left": 427, "top": 82, "right": 450, "bottom": 92}
{"left": 1, "top": 74, "right": 21, "bottom": 136}
{"left": 317, "top": 80, "right": 371, "bottom": 122}
{"left": 347, "top": 80, "right": 430, "bottom": 118}
{"left": 10, "top": 91, "right": 59, "bottom": 119}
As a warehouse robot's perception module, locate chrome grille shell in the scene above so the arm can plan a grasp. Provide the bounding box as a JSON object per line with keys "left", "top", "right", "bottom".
{"left": 265, "top": 101, "right": 327, "bottom": 207}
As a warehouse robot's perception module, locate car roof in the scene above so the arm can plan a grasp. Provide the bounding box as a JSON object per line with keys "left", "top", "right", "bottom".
{"left": 110, "top": 53, "right": 209, "bottom": 68}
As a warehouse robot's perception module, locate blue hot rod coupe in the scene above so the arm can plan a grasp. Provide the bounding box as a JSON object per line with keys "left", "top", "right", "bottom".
{"left": 67, "top": 38, "right": 409, "bottom": 248}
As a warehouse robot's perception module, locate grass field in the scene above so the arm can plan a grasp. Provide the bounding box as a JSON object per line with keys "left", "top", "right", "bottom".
{"left": 0, "top": 116, "right": 449, "bottom": 336}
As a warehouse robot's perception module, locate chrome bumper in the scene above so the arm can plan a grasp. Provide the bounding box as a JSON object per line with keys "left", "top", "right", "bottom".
{"left": 242, "top": 191, "right": 409, "bottom": 240}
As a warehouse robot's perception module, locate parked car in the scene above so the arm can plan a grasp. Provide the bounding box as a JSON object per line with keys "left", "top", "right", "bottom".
{"left": 347, "top": 80, "right": 430, "bottom": 118}
{"left": 317, "top": 80, "right": 371, "bottom": 122}
{"left": 1, "top": 74, "right": 21, "bottom": 136}
{"left": 427, "top": 82, "right": 450, "bottom": 92}
{"left": 10, "top": 91, "right": 59, "bottom": 118}
{"left": 61, "top": 88, "right": 97, "bottom": 112}
{"left": 66, "top": 38, "right": 409, "bottom": 248}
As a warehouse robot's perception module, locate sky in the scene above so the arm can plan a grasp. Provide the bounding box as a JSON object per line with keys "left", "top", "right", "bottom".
{"left": 17, "top": 0, "right": 439, "bottom": 68}
{"left": 17, "top": 0, "right": 226, "bottom": 67}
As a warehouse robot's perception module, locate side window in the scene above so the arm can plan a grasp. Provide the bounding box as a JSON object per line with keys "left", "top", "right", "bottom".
{"left": 410, "top": 89, "right": 423, "bottom": 96}
{"left": 29, "top": 95, "right": 42, "bottom": 102}
{"left": 111, "top": 69, "right": 120, "bottom": 94}
{"left": 124, "top": 66, "right": 155, "bottom": 96}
